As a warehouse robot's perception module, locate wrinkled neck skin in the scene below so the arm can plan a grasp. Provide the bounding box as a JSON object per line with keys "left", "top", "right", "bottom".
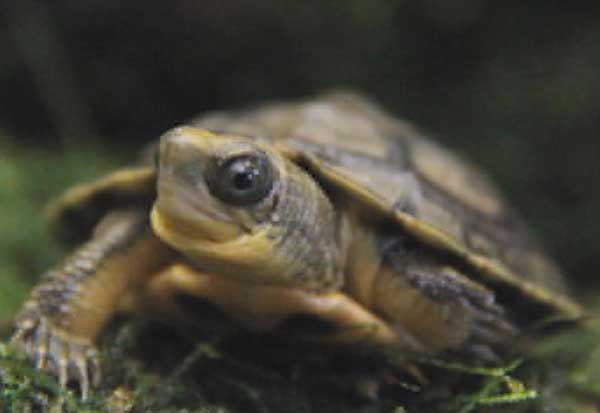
{"left": 151, "top": 157, "right": 349, "bottom": 293}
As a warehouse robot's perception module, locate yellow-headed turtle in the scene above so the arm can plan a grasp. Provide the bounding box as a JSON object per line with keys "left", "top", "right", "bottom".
{"left": 12, "top": 92, "right": 583, "bottom": 400}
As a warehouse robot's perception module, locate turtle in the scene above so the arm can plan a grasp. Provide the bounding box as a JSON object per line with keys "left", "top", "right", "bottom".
{"left": 11, "top": 91, "right": 583, "bottom": 400}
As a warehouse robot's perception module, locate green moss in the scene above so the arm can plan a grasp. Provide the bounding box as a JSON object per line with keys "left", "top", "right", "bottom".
{"left": 2, "top": 316, "right": 599, "bottom": 412}
{"left": 0, "top": 343, "right": 97, "bottom": 412}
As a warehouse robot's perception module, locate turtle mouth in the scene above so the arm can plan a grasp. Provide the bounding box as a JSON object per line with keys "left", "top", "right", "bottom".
{"left": 152, "top": 173, "right": 243, "bottom": 243}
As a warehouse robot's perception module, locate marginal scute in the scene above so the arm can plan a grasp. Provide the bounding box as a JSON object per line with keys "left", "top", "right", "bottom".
{"left": 48, "top": 167, "right": 156, "bottom": 244}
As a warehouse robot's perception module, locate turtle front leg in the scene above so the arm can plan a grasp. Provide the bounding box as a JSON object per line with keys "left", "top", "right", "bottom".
{"left": 11, "top": 209, "right": 174, "bottom": 399}
{"left": 146, "top": 263, "right": 399, "bottom": 342}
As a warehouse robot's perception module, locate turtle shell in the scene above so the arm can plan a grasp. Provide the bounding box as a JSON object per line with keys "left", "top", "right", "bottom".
{"left": 50, "top": 91, "right": 582, "bottom": 321}
{"left": 188, "top": 92, "right": 580, "bottom": 319}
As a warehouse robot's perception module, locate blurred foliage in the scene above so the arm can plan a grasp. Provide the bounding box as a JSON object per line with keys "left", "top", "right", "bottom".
{"left": 1, "top": 0, "right": 600, "bottom": 412}
{"left": 1, "top": 0, "right": 599, "bottom": 292}
{"left": 0, "top": 135, "right": 122, "bottom": 325}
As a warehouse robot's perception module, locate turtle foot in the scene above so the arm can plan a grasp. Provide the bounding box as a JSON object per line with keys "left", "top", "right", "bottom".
{"left": 11, "top": 315, "right": 101, "bottom": 400}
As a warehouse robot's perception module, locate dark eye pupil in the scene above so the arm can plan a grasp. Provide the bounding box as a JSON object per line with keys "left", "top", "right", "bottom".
{"left": 232, "top": 169, "right": 256, "bottom": 190}
{"left": 207, "top": 153, "right": 274, "bottom": 205}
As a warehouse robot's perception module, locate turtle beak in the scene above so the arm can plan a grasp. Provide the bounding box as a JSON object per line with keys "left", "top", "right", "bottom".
{"left": 152, "top": 127, "right": 242, "bottom": 243}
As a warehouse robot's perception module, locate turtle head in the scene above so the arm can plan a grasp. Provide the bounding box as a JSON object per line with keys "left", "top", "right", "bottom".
{"left": 151, "top": 126, "right": 343, "bottom": 291}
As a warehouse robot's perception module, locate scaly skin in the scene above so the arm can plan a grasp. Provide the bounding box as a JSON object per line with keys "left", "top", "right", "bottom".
{"left": 11, "top": 209, "right": 174, "bottom": 399}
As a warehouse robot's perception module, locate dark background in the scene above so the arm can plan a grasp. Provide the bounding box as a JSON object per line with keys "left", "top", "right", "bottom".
{"left": 1, "top": 0, "right": 599, "bottom": 308}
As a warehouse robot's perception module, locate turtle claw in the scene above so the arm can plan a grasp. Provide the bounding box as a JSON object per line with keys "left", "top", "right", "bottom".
{"left": 11, "top": 316, "right": 101, "bottom": 400}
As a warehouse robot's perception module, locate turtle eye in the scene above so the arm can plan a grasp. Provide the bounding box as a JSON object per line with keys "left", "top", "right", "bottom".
{"left": 206, "top": 153, "right": 274, "bottom": 205}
